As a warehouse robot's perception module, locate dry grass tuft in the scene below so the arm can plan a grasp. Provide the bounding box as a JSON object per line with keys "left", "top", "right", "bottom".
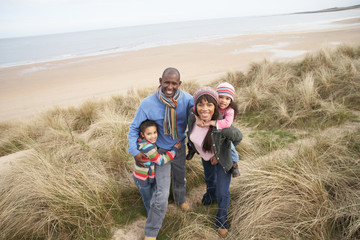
{"left": 0, "top": 146, "right": 122, "bottom": 239}
{"left": 82, "top": 107, "right": 133, "bottom": 174}
{"left": 174, "top": 212, "right": 220, "bottom": 240}
{"left": 229, "top": 128, "right": 360, "bottom": 240}
{"left": 226, "top": 45, "right": 360, "bottom": 128}
{"left": 0, "top": 122, "right": 32, "bottom": 156}
{"left": 108, "top": 88, "right": 152, "bottom": 117}
{"left": 179, "top": 81, "right": 200, "bottom": 96}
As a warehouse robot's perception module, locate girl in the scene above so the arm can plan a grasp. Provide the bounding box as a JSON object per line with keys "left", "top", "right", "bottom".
{"left": 187, "top": 86, "right": 242, "bottom": 238}
{"left": 186, "top": 82, "right": 240, "bottom": 177}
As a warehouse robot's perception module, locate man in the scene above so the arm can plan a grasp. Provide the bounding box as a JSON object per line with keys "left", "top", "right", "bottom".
{"left": 128, "top": 67, "right": 194, "bottom": 239}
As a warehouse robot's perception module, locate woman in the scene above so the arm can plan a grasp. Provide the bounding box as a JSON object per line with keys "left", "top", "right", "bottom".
{"left": 187, "top": 86, "right": 242, "bottom": 238}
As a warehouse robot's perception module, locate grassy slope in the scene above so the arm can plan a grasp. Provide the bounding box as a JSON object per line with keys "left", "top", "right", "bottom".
{"left": 0, "top": 44, "right": 359, "bottom": 239}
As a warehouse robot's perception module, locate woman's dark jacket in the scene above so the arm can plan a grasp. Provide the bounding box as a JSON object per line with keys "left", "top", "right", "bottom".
{"left": 187, "top": 110, "right": 242, "bottom": 172}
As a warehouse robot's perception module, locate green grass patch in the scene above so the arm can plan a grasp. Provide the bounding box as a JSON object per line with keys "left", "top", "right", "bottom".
{"left": 249, "top": 129, "right": 308, "bottom": 154}
{"left": 113, "top": 187, "right": 147, "bottom": 226}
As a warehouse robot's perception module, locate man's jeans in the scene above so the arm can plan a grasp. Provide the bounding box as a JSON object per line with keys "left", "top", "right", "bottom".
{"left": 133, "top": 175, "right": 156, "bottom": 214}
{"left": 144, "top": 144, "right": 186, "bottom": 237}
{"left": 202, "top": 158, "right": 231, "bottom": 229}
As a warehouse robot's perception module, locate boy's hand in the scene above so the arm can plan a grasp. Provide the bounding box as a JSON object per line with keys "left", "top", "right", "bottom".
{"left": 134, "top": 152, "right": 147, "bottom": 167}
{"left": 174, "top": 141, "right": 182, "bottom": 149}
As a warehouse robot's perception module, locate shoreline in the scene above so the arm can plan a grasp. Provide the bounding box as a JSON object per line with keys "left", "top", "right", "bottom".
{"left": 1, "top": 24, "right": 359, "bottom": 123}
{"left": 1, "top": 17, "right": 359, "bottom": 70}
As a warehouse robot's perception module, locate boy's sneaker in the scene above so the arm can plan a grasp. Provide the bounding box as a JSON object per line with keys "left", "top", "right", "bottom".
{"left": 180, "top": 201, "right": 190, "bottom": 212}
{"left": 144, "top": 237, "right": 156, "bottom": 240}
{"left": 231, "top": 162, "right": 240, "bottom": 177}
{"left": 186, "top": 147, "right": 196, "bottom": 160}
{"left": 218, "top": 228, "right": 228, "bottom": 238}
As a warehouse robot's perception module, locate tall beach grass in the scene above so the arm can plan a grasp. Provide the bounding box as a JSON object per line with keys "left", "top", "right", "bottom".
{"left": 229, "top": 127, "right": 360, "bottom": 240}
{"left": 222, "top": 44, "right": 360, "bottom": 129}
{"left": 0, "top": 44, "right": 359, "bottom": 239}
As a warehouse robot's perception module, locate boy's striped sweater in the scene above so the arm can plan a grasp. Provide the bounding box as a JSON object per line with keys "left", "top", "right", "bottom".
{"left": 133, "top": 138, "right": 178, "bottom": 181}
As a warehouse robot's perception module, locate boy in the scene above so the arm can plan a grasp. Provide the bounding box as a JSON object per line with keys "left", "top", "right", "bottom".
{"left": 133, "top": 119, "right": 181, "bottom": 214}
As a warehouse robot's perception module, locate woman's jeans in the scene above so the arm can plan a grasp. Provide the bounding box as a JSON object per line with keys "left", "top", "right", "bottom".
{"left": 133, "top": 175, "right": 156, "bottom": 214}
{"left": 201, "top": 158, "right": 231, "bottom": 229}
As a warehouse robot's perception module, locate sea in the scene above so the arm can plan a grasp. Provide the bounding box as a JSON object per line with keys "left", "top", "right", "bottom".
{"left": 0, "top": 8, "right": 359, "bottom": 69}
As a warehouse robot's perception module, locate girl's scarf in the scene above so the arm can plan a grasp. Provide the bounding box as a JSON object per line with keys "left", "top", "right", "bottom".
{"left": 156, "top": 86, "right": 180, "bottom": 139}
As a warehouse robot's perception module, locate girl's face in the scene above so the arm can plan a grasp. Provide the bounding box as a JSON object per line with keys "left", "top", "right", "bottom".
{"left": 218, "top": 95, "right": 232, "bottom": 110}
{"left": 196, "top": 98, "right": 215, "bottom": 121}
{"left": 140, "top": 126, "right": 158, "bottom": 143}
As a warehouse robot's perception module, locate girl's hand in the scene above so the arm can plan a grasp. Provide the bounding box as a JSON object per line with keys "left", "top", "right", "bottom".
{"left": 195, "top": 115, "right": 205, "bottom": 127}
{"left": 174, "top": 141, "right": 182, "bottom": 149}
{"left": 203, "top": 120, "right": 216, "bottom": 127}
{"left": 210, "top": 156, "right": 218, "bottom": 165}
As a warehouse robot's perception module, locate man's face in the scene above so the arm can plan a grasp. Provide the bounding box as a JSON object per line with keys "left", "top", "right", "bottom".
{"left": 159, "top": 73, "right": 181, "bottom": 98}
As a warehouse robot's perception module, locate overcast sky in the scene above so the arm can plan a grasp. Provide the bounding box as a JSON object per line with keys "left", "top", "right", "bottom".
{"left": 0, "top": 0, "right": 358, "bottom": 38}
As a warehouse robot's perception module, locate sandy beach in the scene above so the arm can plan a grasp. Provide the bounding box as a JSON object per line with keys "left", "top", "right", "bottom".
{"left": 0, "top": 21, "right": 359, "bottom": 122}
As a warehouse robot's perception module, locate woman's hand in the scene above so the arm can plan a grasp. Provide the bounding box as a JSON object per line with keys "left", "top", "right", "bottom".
{"left": 210, "top": 155, "right": 218, "bottom": 165}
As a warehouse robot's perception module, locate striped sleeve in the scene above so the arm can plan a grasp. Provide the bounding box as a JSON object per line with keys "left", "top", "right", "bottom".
{"left": 138, "top": 140, "right": 178, "bottom": 165}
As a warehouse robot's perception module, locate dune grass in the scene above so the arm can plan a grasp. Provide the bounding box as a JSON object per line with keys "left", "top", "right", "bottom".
{"left": 0, "top": 145, "right": 122, "bottom": 239}
{"left": 0, "top": 44, "right": 359, "bottom": 239}
{"left": 228, "top": 127, "right": 360, "bottom": 240}
{"left": 216, "top": 44, "right": 360, "bottom": 129}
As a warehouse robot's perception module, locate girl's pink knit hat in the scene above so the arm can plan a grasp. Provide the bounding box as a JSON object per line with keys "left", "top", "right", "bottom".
{"left": 216, "top": 82, "right": 235, "bottom": 101}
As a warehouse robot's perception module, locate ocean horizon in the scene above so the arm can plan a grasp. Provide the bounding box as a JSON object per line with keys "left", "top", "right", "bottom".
{"left": 0, "top": 8, "right": 359, "bottom": 69}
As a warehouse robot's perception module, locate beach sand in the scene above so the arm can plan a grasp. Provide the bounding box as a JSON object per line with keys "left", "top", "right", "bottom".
{"left": 0, "top": 22, "right": 359, "bottom": 122}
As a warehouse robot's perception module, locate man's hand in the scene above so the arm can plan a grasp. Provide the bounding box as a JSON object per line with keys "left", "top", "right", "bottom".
{"left": 210, "top": 155, "right": 218, "bottom": 165}
{"left": 174, "top": 141, "right": 182, "bottom": 149}
{"left": 134, "top": 152, "right": 147, "bottom": 167}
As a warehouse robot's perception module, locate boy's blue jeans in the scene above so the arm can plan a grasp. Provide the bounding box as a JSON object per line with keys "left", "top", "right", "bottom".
{"left": 201, "top": 158, "right": 231, "bottom": 229}
{"left": 133, "top": 175, "right": 156, "bottom": 214}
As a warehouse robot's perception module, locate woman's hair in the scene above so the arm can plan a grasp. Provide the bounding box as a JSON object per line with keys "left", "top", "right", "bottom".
{"left": 139, "top": 119, "right": 157, "bottom": 135}
{"left": 194, "top": 94, "right": 220, "bottom": 152}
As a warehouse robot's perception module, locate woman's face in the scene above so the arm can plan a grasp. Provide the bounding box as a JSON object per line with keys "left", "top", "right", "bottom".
{"left": 196, "top": 98, "right": 215, "bottom": 121}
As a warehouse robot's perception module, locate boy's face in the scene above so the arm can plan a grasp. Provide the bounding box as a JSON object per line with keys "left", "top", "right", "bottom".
{"left": 218, "top": 95, "right": 231, "bottom": 110}
{"left": 140, "top": 126, "right": 158, "bottom": 143}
